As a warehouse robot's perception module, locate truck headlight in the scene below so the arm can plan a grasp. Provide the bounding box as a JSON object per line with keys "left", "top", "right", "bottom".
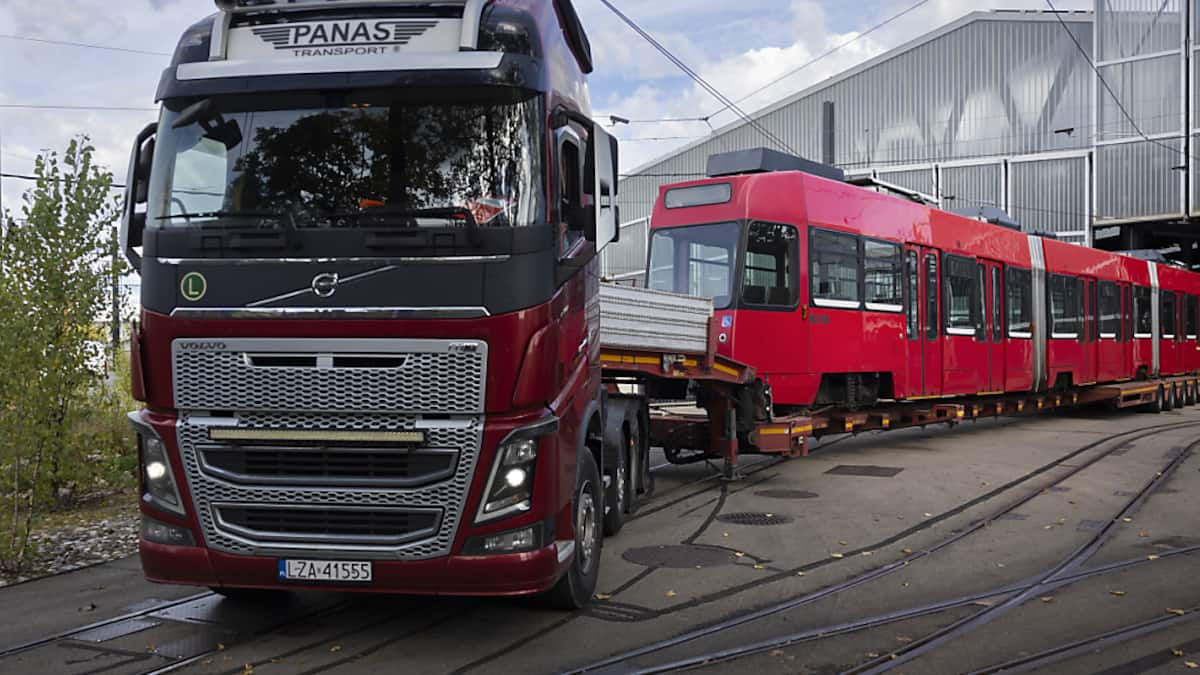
{"left": 129, "top": 413, "right": 185, "bottom": 517}
{"left": 476, "top": 416, "right": 558, "bottom": 524}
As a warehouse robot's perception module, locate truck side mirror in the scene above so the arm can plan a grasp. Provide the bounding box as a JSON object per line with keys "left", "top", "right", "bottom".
{"left": 584, "top": 121, "right": 619, "bottom": 249}
{"left": 121, "top": 122, "right": 157, "bottom": 272}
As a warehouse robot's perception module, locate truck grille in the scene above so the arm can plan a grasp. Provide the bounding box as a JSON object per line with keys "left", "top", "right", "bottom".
{"left": 172, "top": 338, "right": 487, "bottom": 414}
{"left": 212, "top": 504, "right": 441, "bottom": 546}
{"left": 198, "top": 446, "right": 459, "bottom": 488}
{"left": 177, "top": 410, "right": 483, "bottom": 560}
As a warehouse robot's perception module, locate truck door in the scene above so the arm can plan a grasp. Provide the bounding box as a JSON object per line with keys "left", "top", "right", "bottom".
{"left": 983, "top": 261, "right": 1005, "bottom": 393}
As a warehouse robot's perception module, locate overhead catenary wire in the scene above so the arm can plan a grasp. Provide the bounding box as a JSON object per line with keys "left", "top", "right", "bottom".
{"left": 0, "top": 34, "right": 170, "bottom": 57}
{"left": 708, "top": 0, "right": 934, "bottom": 119}
{"left": 595, "top": 0, "right": 798, "bottom": 155}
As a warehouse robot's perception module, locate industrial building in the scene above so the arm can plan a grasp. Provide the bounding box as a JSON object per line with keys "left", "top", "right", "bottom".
{"left": 604, "top": 3, "right": 1194, "bottom": 282}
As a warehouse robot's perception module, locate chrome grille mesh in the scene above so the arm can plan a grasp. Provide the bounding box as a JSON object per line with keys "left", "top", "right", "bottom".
{"left": 172, "top": 338, "right": 487, "bottom": 413}
{"left": 177, "top": 411, "right": 483, "bottom": 559}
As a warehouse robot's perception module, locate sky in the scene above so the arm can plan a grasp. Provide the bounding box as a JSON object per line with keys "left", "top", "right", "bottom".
{"left": 0, "top": 0, "right": 1094, "bottom": 217}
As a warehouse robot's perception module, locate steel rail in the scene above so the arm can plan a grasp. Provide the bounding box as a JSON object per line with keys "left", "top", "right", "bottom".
{"left": 848, "top": 437, "right": 1200, "bottom": 674}
{"left": 568, "top": 418, "right": 1200, "bottom": 673}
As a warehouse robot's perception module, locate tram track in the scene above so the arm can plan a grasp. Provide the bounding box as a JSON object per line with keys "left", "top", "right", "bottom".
{"left": 845, "top": 436, "right": 1199, "bottom": 674}
{"left": 568, "top": 418, "right": 1200, "bottom": 673}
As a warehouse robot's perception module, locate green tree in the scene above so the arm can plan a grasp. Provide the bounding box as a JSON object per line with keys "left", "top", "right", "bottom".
{"left": 0, "top": 137, "right": 121, "bottom": 572}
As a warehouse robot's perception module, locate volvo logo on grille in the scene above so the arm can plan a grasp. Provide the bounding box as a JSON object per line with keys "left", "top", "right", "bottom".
{"left": 180, "top": 341, "right": 227, "bottom": 351}
{"left": 312, "top": 273, "right": 339, "bottom": 298}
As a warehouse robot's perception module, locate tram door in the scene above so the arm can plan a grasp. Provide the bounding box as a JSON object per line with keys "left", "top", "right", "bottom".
{"left": 1082, "top": 278, "right": 1099, "bottom": 385}
{"left": 982, "top": 260, "right": 1005, "bottom": 393}
{"left": 905, "top": 245, "right": 942, "bottom": 397}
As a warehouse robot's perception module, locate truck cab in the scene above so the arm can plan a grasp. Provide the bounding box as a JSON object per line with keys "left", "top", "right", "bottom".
{"left": 121, "top": 0, "right": 619, "bottom": 608}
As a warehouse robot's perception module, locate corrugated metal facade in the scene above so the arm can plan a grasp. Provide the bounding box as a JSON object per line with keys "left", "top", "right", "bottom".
{"left": 1094, "top": 0, "right": 1187, "bottom": 226}
{"left": 608, "top": 11, "right": 1096, "bottom": 276}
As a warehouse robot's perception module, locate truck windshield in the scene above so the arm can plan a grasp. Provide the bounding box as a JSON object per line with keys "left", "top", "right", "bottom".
{"left": 148, "top": 90, "right": 545, "bottom": 230}
{"left": 647, "top": 222, "right": 739, "bottom": 309}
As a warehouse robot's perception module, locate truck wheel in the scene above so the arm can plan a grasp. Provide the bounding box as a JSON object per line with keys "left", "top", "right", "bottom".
{"left": 1166, "top": 385, "right": 1176, "bottom": 411}
{"left": 603, "top": 428, "right": 627, "bottom": 536}
{"left": 547, "top": 450, "right": 602, "bottom": 610}
{"left": 1148, "top": 386, "right": 1165, "bottom": 413}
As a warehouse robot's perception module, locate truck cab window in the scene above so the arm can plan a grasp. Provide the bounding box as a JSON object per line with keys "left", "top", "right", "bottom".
{"left": 742, "top": 222, "right": 798, "bottom": 308}
{"left": 558, "top": 132, "right": 583, "bottom": 255}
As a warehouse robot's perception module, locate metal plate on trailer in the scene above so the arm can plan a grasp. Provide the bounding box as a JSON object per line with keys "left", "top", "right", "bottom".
{"left": 71, "top": 618, "right": 161, "bottom": 643}
{"left": 599, "top": 283, "right": 713, "bottom": 355}
{"left": 824, "top": 465, "right": 905, "bottom": 478}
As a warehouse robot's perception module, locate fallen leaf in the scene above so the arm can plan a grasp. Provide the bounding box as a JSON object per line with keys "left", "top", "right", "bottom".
{"left": 867, "top": 652, "right": 880, "bottom": 658}
{"left": 901, "top": 548, "right": 913, "bottom": 555}
{"left": 242, "top": 666, "right": 254, "bottom": 675}
{"left": 896, "top": 635, "right": 913, "bottom": 643}
{"left": 839, "top": 540, "right": 848, "bottom": 545}
{"left": 770, "top": 650, "right": 785, "bottom": 657}
{"left": 796, "top": 571, "right": 806, "bottom": 576}
{"left": 1173, "top": 648, "right": 1185, "bottom": 657}
{"left": 902, "top": 582, "right": 910, "bottom": 588}
{"left": 1057, "top": 518, "right": 1067, "bottom": 524}
{"left": 1139, "top": 531, "right": 1150, "bottom": 538}
{"left": 862, "top": 551, "right": 873, "bottom": 557}
{"left": 722, "top": 532, "right": 729, "bottom": 538}
{"left": 1149, "top": 555, "right": 1161, "bottom": 561}
{"left": 1168, "top": 608, "right": 1187, "bottom": 616}
{"left": 1122, "top": 517, "right": 1133, "bottom": 523}
{"left": 981, "top": 481, "right": 990, "bottom": 486}
{"left": 593, "top": 593, "right": 612, "bottom": 600}
{"left": 735, "top": 552, "right": 746, "bottom": 558}
{"left": 923, "top": 513, "right": 933, "bottom": 518}
{"left": 997, "top": 563, "right": 1006, "bottom": 568}
{"left": 217, "top": 644, "right": 226, "bottom": 652}
{"left": 831, "top": 553, "right": 845, "bottom": 559}
{"left": 666, "top": 590, "right": 677, "bottom": 598}
{"left": 1040, "top": 596, "right": 1054, "bottom": 604}
{"left": 1187, "top": 662, "right": 1199, "bottom": 669}
{"left": 766, "top": 513, "right": 775, "bottom": 518}
{"left": 329, "top": 645, "right": 343, "bottom": 653}
{"left": 753, "top": 564, "right": 766, "bottom": 570}
{"left": 1043, "top": 525, "right": 1054, "bottom": 530}
{"left": 1110, "top": 590, "right": 1126, "bottom": 597}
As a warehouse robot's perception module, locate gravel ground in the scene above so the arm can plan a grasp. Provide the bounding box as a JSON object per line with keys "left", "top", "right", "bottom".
{"left": 0, "top": 500, "right": 139, "bottom": 588}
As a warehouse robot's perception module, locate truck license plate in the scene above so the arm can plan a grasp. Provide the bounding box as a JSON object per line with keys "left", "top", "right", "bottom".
{"left": 278, "top": 559, "right": 372, "bottom": 583}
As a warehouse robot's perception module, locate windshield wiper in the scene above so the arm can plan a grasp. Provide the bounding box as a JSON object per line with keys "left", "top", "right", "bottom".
{"left": 156, "top": 210, "right": 283, "bottom": 224}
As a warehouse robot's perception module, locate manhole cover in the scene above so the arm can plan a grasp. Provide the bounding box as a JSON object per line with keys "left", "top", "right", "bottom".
{"left": 755, "top": 489, "right": 819, "bottom": 500}
{"left": 825, "top": 465, "right": 904, "bottom": 478}
{"left": 716, "top": 512, "right": 794, "bottom": 526}
{"left": 622, "top": 545, "right": 737, "bottom": 569}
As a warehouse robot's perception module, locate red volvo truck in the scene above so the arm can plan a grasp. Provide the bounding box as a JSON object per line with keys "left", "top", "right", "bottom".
{"left": 120, "top": 0, "right": 631, "bottom": 608}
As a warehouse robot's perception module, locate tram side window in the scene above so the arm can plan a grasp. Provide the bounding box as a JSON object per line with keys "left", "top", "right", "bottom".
{"left": 1006, "top": 268, "right": 1033, "bottom": 337}
{"left": 1048, "top": 274, "right": 1081, "bottom": 338}
{"left": 1162, "top": 291, "right": 1177, "bottom": 338}
{"left": 1134, "top": 286, "right": 1153, "bottom": 337}
{"left": 1187, "top": 295, "right": 1199, "bottom": 339}
{"left": 864, "top": 239, "right": 903, "bottom": 312}
{"left": 906, "top": 251, "right": 919, "bottom": 340}
{"left": 944, "top": 255, "right": 978, "bottom": 335}
{"left": 1098, "top": 281, "right": 1121, "bottom": 339}
{"left": 810, "top": 228, "right": 860, "bottom": 308}
{"left": 742, "top": 222, "right": 799, "bottom": 308}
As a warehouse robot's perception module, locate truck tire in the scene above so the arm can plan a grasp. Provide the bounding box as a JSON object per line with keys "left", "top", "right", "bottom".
{"left": 602, "top": 426, "right": 627, "bottom": 536}
{"left": 546, "top": 450, "right": 602, "bottom": 610}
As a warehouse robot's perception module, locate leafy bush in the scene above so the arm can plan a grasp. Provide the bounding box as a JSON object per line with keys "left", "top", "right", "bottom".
{"left": 0, "top": 138, "right": 130, "bottom": 573}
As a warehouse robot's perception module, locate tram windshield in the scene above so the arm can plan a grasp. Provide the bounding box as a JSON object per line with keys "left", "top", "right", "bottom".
{"left": 647, "top": 222, "right": 739, "bottom": 309}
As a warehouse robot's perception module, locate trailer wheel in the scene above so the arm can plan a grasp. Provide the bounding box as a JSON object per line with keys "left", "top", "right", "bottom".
{"left": 1166, "top": 385, "right": 1177, "bottom": 411}
{"left": 602, "top": 427, "right": 628, "bottom": 536}
{"left": 546, "top": 450, "right": 602, "bottom": 610}
{"left": 1145, "top": 386, "right": 1165, "bottom": 414}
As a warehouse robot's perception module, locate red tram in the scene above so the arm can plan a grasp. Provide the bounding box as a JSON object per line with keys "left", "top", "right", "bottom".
{"left": 646, "top": 150, "right": 1200, "bottom": 412}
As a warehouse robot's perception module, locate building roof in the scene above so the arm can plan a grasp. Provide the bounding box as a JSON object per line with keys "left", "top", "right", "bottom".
{"left": 620, "top": 9, "right": 1094, "bottom": 178}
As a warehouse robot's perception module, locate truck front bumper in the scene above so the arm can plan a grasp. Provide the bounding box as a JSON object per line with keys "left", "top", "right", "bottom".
{"left": 140, "top": 539, "right": 566, "bottom": 597}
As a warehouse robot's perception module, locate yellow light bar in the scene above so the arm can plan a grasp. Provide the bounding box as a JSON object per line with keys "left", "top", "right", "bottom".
{"left": 208, "top": 429, "right": 426, "bottom": 444}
